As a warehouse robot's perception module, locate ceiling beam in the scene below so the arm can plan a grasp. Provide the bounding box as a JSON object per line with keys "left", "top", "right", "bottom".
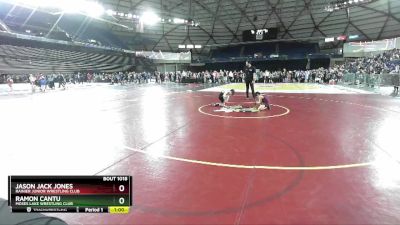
{"left": 303, "top": 0, "right": 325, "bottom": 37}
{"left": 197, "top": 26, "right": 218, "bottom": 44}
{"left": 310, "top": 11, "right": 333, "bottom": 37}
{"left": 264, "top": 0, "right": 294, "bottom": 39}
{"left": 3, "top": 4, "right": 17, "bottom": 20}
{"left": 349, "top": 21, "right": 370, "bottom": 40}
{"left": 357, "top": 4, "right": 400, "bottom": 24}
{"left": 152, "top": 24, "right": 181, "bottom": 50}
{"left": 377, "top": 0, "right": 391, "bottom": 40}
{"left": 377, "top": 15, "right": 389, "bottom": 40}
{"left": 46, "top": 13, "right": 64, "bottom": 37}
{"left": 262, "top": 0, "right": 275, "bottom": 29}
{"left": 200, "top": 37, "right": 212, "bottom": 55}
{"left": 228, "top": 0, "right": 257, "bottom": 30}
{"left": 280, "top": 2, "right": 307, "bottom": 38}
{"left": 231, "top": 0, "right": 251, "bottom": 43}
{"left": 131, "top": 0, "right": 147, "bottom": 10}
{"left": 192, "top": 0, "right": 240, "bottom": 42}
{"left": 211, "top": 0, "right": 222, "bottom": 38}
{"left": 163, "top": 36, "right": 174, "bottom": 51}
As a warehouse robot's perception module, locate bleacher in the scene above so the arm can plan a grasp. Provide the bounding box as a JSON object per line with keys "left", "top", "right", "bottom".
{"left": 209, "top": 41, "right": 319, "bottom": 62}
{"left": 0, "top": 36, "right": 133, "bottom": 74}
{"left": 210, "top": 46, "right": 242, "bottom": 60}
{"left": 59, "top": 19, "right": 128, "bottom": 49}
{"left": 279, "top": 42, "right": 318, "bottom": 59}
{"left": 243, "top": 42, "right": 276, "bottom": 58}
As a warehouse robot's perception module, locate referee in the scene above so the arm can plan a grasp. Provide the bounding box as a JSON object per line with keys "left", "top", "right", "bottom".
{"left": 244, "top": 61, "right": 256, "bottom": 98}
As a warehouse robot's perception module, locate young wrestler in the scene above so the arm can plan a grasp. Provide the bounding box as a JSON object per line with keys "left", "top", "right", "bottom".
{"left": 213, "top": 89, "right": 235, "bottom": 107}
{"left": 255, "top": 92, "right": 271, "bottom": 111}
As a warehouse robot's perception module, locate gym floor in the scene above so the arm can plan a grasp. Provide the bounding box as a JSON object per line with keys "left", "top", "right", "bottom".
{"left": 1, "top": 83, "right": 400, "bottom": 224}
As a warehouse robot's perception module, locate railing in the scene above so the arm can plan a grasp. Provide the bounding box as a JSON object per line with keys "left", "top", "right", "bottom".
{"left": 338, "top": 73, "right": 399, "bottom": 92}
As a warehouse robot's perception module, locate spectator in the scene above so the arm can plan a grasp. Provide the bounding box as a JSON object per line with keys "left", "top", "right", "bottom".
{"left": 7, "top": 76, "right": 13, "bottom": 92}
{"left": 39, "top": 75, "right": 47, "bottom": 92}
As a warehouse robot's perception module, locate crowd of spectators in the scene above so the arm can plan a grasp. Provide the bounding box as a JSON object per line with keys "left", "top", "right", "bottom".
{"left": 0, "top": 68, "right": 346, "bottom": 95}
{"left": 344, "top": 49, "right": 400, "bottom": 75}
{"left": 0, "top": 72, "right": 154, "bottom": 92}
{"left": 166, "top": 68, "right": 338, "bottom": 84}
{"left": 1, "top": 49, "right": 400, "bottom": 93}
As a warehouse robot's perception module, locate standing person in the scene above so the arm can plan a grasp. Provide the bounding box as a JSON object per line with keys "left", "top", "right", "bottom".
{"left": 88, "top": 73, "right": 93, "bottom": 83}
{"left": 238, "top": 70, "right": 244, "bottom": 83}
{"left": 7, "top": 76, "right": 13, "bottom": 92}
{"left": 244, "top": 61, "right": 256, "bottom": 99}
{"left": 39, "top": 75, "right": 47, "bottom": 92}
{"left": 155, "top": 71, "right": 160, "bottom": 83}
{"left": 160, "top": 73, "right": 165, "bottom": 83}
{"left": 305, "top": 70, "right": 310, "bottom": 83}
{"left": 264, "top": 70, "right": 269, "bottom": 83}
{"left": 228, "top": 71, "right": 234, "bottom": 83}
{"left": 58, "top": 74, "right": 66, "bottom": 89}
{"left": 29, "top": 74, "right": 36, "bottom": 92}
{"left": 392, "top": 74, "right": 399, "bottom": 96}
{"left": 48, "top": 75, "right": 55, "bottom": 89}
{"left": 79, "top": 73, "right": 84, "bottom": 84}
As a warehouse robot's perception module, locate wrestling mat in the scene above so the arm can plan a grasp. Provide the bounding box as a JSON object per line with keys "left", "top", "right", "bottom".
{"left": 200, "top": 83, "right": 372, "bottom": 94}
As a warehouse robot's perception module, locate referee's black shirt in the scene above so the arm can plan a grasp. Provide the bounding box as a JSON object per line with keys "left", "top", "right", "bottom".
{"left": 244, "top": 66, "right": 256, "bottom": 82}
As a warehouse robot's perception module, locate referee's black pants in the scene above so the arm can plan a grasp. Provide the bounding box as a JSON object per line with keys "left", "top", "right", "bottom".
{"left": 245, "top": 80, "right": 255, "bottom": 98}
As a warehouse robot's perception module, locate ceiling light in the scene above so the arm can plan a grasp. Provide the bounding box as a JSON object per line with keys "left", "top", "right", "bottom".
{"left": 106, "top": 9, "right": 114, "bottom": 16}
{"left": 324, "top": 0, "right": 376, "bottom": 12}
{"left": 83, "top": 1, "right": 104, "bottom": 18}
{"left": 325, "top": 37, "right": 335, "bottom": 42}
{"left": 59, "top": 0, "right": 82, "bottom": 13}
{"left": 349, "top": 34, "right": 359, "bottom": 39}
{"left": 11, "top": 0, "right": 107, "bottom": 18}
{"left": 141, "top": 11, "right": 160, "bottom": 25}
{"left": 173, "top": 18, "right": 184, "bottom": 24}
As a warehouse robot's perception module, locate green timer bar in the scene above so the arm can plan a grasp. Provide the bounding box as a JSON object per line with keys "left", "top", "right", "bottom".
{"left": 8, "top": 176, "right": 132, "bottom": 213}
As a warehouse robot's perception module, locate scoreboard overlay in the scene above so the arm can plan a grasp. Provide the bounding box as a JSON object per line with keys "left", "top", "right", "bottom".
{"left": 8, "top": 176, "right": 132, "bottom": 213}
